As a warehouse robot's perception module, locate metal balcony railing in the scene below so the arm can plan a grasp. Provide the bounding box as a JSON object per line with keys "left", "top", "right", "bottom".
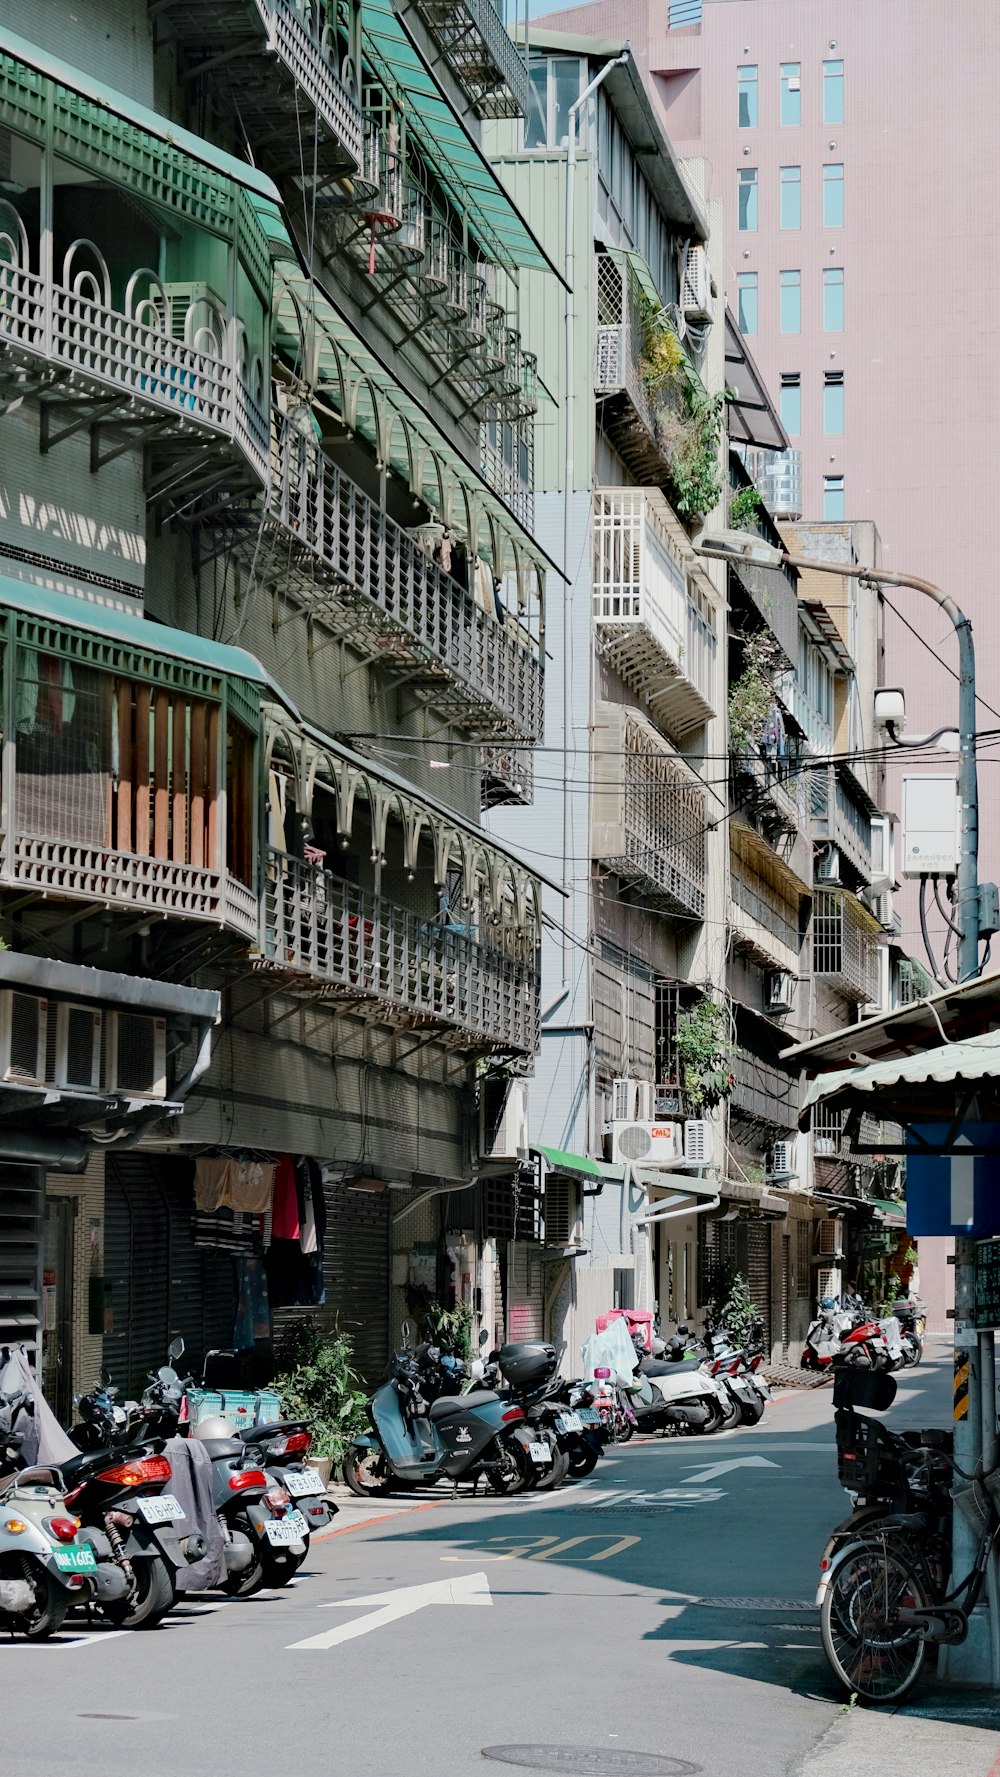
{"left": 261, "top": 851, "right": 539, "bottom": 1053}
{"left": 148, "top": 0, "right": 362, "bottom": 178}
{"left": 592, "top": 490, "right": 716, "bottom": 735}
{"left": 270, "top": 415, "right": 542, "bottom": 741}
{"left": 809, "top": 766, "right": 873, "bottom": 882}
{"left": 481, "top": 744, "right": 534, "bottom": 809}
{"left": 729, "top": 867, "right": 801, "bottom": 972}
{"left": 0, "top": 223, "right": 268, "bottom": 486}
{"left": 405, "top": 0, "right": 531, "bottom": 118}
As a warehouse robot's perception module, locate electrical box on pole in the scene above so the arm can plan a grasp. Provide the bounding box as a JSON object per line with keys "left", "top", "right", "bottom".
{"left": 901, "top": 775, "right": 960, "bottom": 877}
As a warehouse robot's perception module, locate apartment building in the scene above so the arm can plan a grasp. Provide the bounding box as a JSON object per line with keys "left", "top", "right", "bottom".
{"left": 0, "top": 0, "right": 552, "bottom": 1403}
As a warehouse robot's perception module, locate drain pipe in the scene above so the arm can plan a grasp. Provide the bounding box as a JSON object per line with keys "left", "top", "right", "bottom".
{"left": 171, "top": 1014, "right": 219, "bottom": 1104}
{"left": 561, "top": 44, "right": 630, "bottom": 985}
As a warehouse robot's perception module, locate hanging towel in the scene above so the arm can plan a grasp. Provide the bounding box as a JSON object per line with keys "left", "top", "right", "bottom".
{"left": 194, "top": 1156, "right": 274, "bottom": 1215}
{"left": 271, "top": 1153, "right": 300, "bottom": 1242}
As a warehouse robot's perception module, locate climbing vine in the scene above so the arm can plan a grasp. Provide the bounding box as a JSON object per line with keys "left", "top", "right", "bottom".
{"left": 676, "top": 996, "right": 734, "bottom": 1112}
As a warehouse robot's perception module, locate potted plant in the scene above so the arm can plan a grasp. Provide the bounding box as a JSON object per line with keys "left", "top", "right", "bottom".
{"left": 270, "top": 1319, "right": 369, "bottom": 1485}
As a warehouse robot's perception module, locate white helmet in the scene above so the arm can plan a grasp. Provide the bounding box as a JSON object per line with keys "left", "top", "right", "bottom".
{"left": 191, "top": 1415, "right": 235, "bottom": 1440}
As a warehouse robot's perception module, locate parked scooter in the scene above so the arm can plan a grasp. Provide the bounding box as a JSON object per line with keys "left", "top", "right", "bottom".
{"left": 189, "top": 1416, "right": 307, "bottom": 1595}
{"left": 801, "top": 1296, "right": 889, "bottom": 1371}
{"left": 0, "top": 1385, "right": 125, "bottom": 1638}
{"left": 342, "top": 1325, "right": 537, "bottom": 1497}
{"left": 633, "top": 1332, "right": 738, "bottom": 1434}
{"left": 892, "top": 1299, "right": 925, "bottom": 1366}
{"left": 60, "top": 1380, "right": 187, "bottom": 1629}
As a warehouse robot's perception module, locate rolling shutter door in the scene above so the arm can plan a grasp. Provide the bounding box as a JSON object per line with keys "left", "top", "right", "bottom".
{"left": 323, "top": 1183, "right": 390, "bottom": 1387}
{"left": 0, "top": 1164, "right": 44, "bottom": 1361}
{"left": 504, "top": 1242, "right": 545, "bottom": 1342}
{"left": 745, "top": 1221, "right": 772, "bottom": 1352}
{"left": 104, "top": 1155, "right": 237, "bottom": 1398}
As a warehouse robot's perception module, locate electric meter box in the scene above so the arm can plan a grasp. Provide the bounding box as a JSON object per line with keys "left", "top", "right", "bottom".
{"left": 901, "top": 775, "right": 960, "bottom": 877}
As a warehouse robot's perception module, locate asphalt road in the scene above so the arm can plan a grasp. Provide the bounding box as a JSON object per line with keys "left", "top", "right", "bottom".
{"left": 8, "top": 1340, "right": 1000, "bottom": 1777}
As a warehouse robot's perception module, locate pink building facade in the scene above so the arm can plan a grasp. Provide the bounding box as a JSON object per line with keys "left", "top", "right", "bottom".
{"left": 536, "top": 0, "right": 1000, "bottom": 937}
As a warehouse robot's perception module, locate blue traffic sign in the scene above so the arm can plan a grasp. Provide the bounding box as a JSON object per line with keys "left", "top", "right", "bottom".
{"left": 906, "top": 1123, "right": 1000, "bottom": 1237}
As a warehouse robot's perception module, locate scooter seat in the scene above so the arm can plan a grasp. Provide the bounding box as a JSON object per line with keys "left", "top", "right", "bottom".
{"left": 427, "top": 1390, "right": 499, "bottom": 1420}
{"left": 641, "top": 1356, "right": 701, "bottom": 1376}
{"left": 196, "top": 1437, "right": 244, "bottom": 1459}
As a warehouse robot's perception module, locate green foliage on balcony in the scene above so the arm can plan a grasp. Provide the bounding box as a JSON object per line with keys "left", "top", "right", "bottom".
{"left": 676, "top": 995, "right": 734, "bottom": 1111}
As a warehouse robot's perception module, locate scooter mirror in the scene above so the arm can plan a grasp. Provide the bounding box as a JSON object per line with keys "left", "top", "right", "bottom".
{"left": 158, "top": 1366, "right": 178, "bottom": 1384}
{"left": 99, "top": 1365, "right": 112, "bottom": 1387}
{"left": 479, "top": 1328, "right": 490, "bottom": 1347}
{"left": 401, "top": 1320, "right": 410, "bottom": 1347}
{"left": 168, "top": 1336, "right": 185, "bottom": 1363}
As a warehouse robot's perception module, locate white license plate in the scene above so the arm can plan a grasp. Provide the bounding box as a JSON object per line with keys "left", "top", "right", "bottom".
{"left": 136, "top": 1494, "right": 184, "bottom": 1525}
{"left": 264, "top": 1510, "right": 307, "bottom": 1546}
{"left": 283, "top": 1468, "right": 324, "bottom": 1498}
{"left": 528, "top": 1441, "right": 551, "bottom": 1465}
{"left": 555, "top": 1412, "right": 582, "bottom": 1434}
{"left": 576, "top": 1408, "right": 600, "bottom": 1425}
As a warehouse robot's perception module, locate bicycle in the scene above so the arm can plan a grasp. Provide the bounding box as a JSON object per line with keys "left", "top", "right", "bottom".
{"left": 817, "top": 1365, "right": 997, "bottom": 1704}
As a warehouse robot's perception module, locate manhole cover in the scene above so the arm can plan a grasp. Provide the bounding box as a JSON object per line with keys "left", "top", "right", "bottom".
{"left": 481, "top": 1748, "right": 701, "bottom": 1775}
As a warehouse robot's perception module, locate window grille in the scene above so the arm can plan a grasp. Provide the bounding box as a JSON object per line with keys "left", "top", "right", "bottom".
{"left": 812, "top": 889, "right": 880, "bottom": 1002}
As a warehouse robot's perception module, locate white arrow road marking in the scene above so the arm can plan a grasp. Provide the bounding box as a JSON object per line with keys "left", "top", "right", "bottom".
{"left": 286, "top": 1570, "right": 492, "bottom": 1650}
{"left": 683, "top": 1456, "right": 781, "bottom": 1483}
{"left": 951, "top": 1133, "right": 976, "bottom": 1229}
{"left": 591, "top": 1487, "right": 726, "bottom": 1506}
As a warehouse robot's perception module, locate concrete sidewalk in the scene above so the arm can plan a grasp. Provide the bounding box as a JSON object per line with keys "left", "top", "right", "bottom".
{"left": 797, "top": 1704, "right": 1000, "bottom": 1777}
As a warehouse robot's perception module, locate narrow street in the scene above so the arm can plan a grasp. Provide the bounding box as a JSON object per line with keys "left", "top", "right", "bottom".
{"left": 9, "top": 1344, "right": 1000, "bottom": 1777}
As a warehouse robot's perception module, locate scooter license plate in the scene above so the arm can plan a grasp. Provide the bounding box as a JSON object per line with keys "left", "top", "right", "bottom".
{"left": 528, "top": 1442, "right": 551, "bottom": 1464}
{"left": 52, "top": 1544, "right": 97, "bottom": 1573}
{"left": 556, "top": 1411, "right": 582, "bottom": 1434}
{"left": 264, "top": 1510, "right": 308, "bottom": 1546}
{"left": 575, "top": 1408, "right": 600, "bottom": 1425}
{"left": 283, "top": 1468, "right": 324, "bottom": 1498}
{"left": 136, "top": 1494, "right": 184, "bottom": 1524}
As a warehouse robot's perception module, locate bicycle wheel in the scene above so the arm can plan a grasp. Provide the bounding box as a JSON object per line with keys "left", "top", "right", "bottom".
{"left": 820, "top": 1538, "right": 930, "bottom": 1705}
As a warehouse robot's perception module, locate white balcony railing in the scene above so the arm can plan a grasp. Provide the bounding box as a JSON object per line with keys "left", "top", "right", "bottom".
{"left": 593, "top": 707, "right": 706, "bottom": 920}
{"left": 0, "top": 220, "right": 268, "bottom": 485}
{"left": 592, "top": 489, "right": 716, "bottom": 735}
{"left": 406, "top": 0, "right": 531, "bottom": 118}
{"left": 261, "top": 852, "right": 539, "bottom": 1053}
{"left": 271, "top": 415, "right": 542, "bottom": 742}
{"left": 813, "top": 889, "right": 882, "bottom": 1003}
{"left": 258, "top": 0, "right": 364, "bottom": 167}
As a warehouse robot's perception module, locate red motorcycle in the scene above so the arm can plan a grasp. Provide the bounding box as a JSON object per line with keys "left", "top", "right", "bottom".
{"left": 802, "top": 1295, "right": 889, "bottom": 1371}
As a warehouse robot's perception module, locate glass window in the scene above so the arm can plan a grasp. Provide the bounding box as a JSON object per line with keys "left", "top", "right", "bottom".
{"left": 779, "top": 269, "right": 801, "bottom": 334}
{"left": 824, "top": 373, "right": 844, "bottom": 434}
{"left": 779, "top": 165, "right": 801, "bottom": 229}
{"left": 737, "top": 272, "right": 758, "bottom": 334}
{"left": 823, "top": 475, "right": 845, "bottom": 520}
{"left": 780, "top": 374, "right": 801, "bottom": 436}
{"left": 823, "top": 267, "right": 844, "bottom": 331}
{"left": 552, "top": 58, "right": 583, "bottom": 146}
{"left": 738, "top": 65, "right": 758, "bottom": 128}
{"left": 524, "top": 61, "right": 548, "bottom": 148}
{"left": 738, "top": 167, "right": 758, "bottom": 231}
{"left": 823, "top": 163, "right": 844, "bottom": 227}
{"left": 780, "top": 63, "right": 801, "bottom": 126}
{"left": 824, "top": 59, "right": 844, "bottom": 124}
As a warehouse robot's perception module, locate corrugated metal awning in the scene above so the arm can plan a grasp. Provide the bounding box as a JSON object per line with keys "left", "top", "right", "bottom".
{"left": 532, "top": 1145, "right": 625, "bottom": 1185}
{"left": 800, "top": 1032, "right": 1000, "bottom": 1116}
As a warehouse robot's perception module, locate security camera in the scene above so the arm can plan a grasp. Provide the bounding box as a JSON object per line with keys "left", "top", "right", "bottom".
{"left": 873, "top": 687, "right": 906, "bottom": 731}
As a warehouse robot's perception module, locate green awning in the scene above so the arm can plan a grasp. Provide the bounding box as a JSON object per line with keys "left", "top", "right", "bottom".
{"left": 0, "top": 25, "right": 280, "bottom": 205}
{"left": 263, "top": 210, "right": 560, "bottom": 576}
{"left": 532, "top": 1145, "right": 624, "bottom": 1184}
{"left": 360, "top": 0, "right": 562, "bottom": 282}
{"left": 0, "top": 577, "right": 270, "bottom": 688}
{"left": 870, "top": 1198, "right": 906, "bottom": 1223}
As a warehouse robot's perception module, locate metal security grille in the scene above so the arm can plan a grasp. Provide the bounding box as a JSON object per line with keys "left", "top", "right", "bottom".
{"left": 796, "top": 1219, "right": 812, "bottom": 1299}
{"left": 543, "top": 1176, "right": 572, "bottom": 1247}
{"left": 0, "top": 1164, "right": 43, "bottom": 1360}
{"left": 617, "top": 721, "right": 705, "bottom": 916}
{"left": 812, "top": 1106, "right": 845, "bottom": 1155}
{"left": 812, "top": 890, "right": 880, "bottom": 1002}
{"left": 14, "top": 656, "right": 111, "bottom": 845}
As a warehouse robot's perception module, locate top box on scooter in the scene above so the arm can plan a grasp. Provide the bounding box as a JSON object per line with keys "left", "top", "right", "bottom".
{"left": 498, "top": 1343, "right": 557, "bottom": 1389}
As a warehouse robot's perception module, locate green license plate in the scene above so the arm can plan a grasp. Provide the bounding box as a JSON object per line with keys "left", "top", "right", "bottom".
{"left": 52, "top": 1545, "right": 97, "bottom": 1573}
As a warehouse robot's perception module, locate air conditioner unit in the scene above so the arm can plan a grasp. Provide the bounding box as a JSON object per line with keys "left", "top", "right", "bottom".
{"left": 0, "top": 992, "right": 48, "bottom": 1085}
{"left": 611, "top": 1077, "right": 655, "bottom": 1123}
{"left": 107, "top": 1012, "right": 167, "bottom": 1099}
{"left": 480, "top": 1076, "right": 529, "bottom": 1161}
{"left": 681, "top": 242, "right": 713, "bottom": 324}
{"left": 816, "top": 1216, "right": 844, "bottom": 1257}
{"left": 55, "top": 1004, "right": 102, "bottom": 1092}
{"left": 682, "top": 1120, "right": 714, "bottom": 1166}
{"left": 815, "top": 844, "right": 842, "bottom": 883}
{"left": 609, "top": 1120, "right": 683, "bottom": 1167}
{"left": 767, "top": 971, "right": 795, "bottom": 1014}
{"left": 768, "top": 1140, "right": 798, "bottom": 1181}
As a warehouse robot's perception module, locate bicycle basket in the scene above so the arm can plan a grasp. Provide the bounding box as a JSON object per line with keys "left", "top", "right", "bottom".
{"left": 836, "top": 1410, "right": 906, "bottom": 1497}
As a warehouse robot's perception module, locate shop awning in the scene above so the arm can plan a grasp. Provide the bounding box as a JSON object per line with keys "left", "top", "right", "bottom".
{"left": 800, "top": 1031, "right": 1000, "bottom": 1119}
{"left": 361, "top": 0, "right": 562, "bottom": 281}
{"left": 870, "top": 1197, "right": 907, "bottom": 1225}
{"left": 532, "top": 1145, "right": 625, "bottom": 1185}
{"left": 0, "top": 577, "right": 270, "bottom": 688}
{"left": 0, "top": 26, "right": 280, "bottom": 204}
